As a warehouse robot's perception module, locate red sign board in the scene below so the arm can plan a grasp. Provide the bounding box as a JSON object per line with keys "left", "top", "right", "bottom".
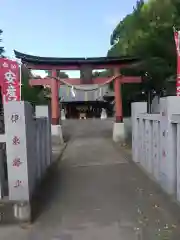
{"left": 0, "top": 58, "right": 20, "bottom": 102}
{"left": 174, "top": 30, "right": 180, "bottom": 96}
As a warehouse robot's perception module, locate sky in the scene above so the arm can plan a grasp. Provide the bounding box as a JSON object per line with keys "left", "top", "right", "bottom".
{"left": 1, "top": 0, "right": 137, "bottom": 77}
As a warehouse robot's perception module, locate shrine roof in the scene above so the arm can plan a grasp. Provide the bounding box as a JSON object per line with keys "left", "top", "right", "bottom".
{"left": 14, "top": 50, "right": 139, "bottom": 66}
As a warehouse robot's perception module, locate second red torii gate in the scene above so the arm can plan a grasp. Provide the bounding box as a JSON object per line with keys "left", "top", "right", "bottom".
{"left": 14, "top": 50, "right": 141, "bottom": 141}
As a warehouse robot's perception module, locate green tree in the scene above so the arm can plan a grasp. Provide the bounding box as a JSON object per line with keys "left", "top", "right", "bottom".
{"left": 0, "top": 29, "right": 4, "bottom": 57}
{"left": 21, "top": 69, "right": 69, "bottom": 105}
{"left": 45, "top": 70, "right": 69, "bottom": 78}
{"left": 108, "top": 0, "right": 180, "bottom": 100}
{"left": 107, "top": 0, "right": 180, "bottom": 116}
{"left": 93, "top": 70, "right": 112, "bottom": 78}
{"left": 21, "top": 65, "right": 48, "bottom": 105}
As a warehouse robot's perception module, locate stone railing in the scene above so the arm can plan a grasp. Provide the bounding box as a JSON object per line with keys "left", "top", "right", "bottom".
{"left": 0, "top": 101, "right": 52, "bottom": 204}
{"left": 132, "top": 97, "right": 180, "bottom": 202}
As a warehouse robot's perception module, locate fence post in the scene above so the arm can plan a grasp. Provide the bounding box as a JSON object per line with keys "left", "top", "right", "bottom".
{"left": 41, "top": 119, "right": 46, "bottom": 174}
{"left": 0, "top": 145, "right": 5, "bottom": 199}
{"left": 131, "top": 102, "right": 147, "bottom": 163}
{"left": 152, "top": 120, "right": 160, "bottom": 182}
{"left": 160, "top": 97, "right": 180, "bottom": 195}
{"left": 145, "top": 119, "right": 153, "bottom": 174}
{"left": 35, "top": 119, "right": 42, "bottom": 180}
{"left": 177, "top": 124, "right": 180, "bottom": 201}
{"left": 35, "top": 106, "right": 52, "bottom": 166}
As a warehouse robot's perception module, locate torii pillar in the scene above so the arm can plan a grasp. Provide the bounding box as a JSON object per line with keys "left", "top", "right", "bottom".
{"left": 113, "top": 68, "right": 125, "bottom": 142}
{"left": 51, "top": 69, "right": 59, "bottom": 124}
{"left": 51, "top": 70, "right": 64, "bottom": 144}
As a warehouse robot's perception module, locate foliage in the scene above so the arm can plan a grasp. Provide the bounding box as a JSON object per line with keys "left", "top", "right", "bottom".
{"left": 21, "top": 69, "right": 69, "bottom": 104}
{"left": 108, "top": 0, "right": 180, "bottom": 92}
{"left": 107, "top": 0, "right": 180, "bottom": 113}
{"left": 93, "top": 70, "right": 112, "bottom": 78}
{"left": 0, "top": 29, "right": 4, "bottom": 57}
{"left": 45, "top": 70, "right": 69, "bottom": 78}
{"left": 21, "top": 65, "right": 48, "bottom": 105}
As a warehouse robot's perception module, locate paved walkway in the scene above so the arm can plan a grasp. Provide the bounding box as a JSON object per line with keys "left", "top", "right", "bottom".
{"left": 1, "top": 119, "right": 180, "bottom": 239}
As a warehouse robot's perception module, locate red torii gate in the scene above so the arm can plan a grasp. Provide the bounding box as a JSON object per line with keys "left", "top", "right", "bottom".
{"left": 14, "top": 50, "right": 142, "bottom": 141}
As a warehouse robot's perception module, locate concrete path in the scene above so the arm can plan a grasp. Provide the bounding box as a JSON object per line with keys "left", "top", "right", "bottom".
{"left": 1, "top": 119, "right": 180, "bottom": 239}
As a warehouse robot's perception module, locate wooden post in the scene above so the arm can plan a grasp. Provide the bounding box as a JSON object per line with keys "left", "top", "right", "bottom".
{"left": 114, "top": 68, "right": 123, "bottom": 122}
{"left": 51, "top": 70, "right": 60, "bottom": 125}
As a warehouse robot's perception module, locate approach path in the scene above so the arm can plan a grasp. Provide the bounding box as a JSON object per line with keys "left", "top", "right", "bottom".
{"left": 1, "top": 119, "right": 180, "bottom": 240}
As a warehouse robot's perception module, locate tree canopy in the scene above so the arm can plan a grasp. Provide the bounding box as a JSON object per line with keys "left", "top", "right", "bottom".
{"left": 108, "top": 0, "right": 180, "bottom": 94}
{"left": 21, "top": 66, "right": 49, "bottom": 105}
{"left": 106, "top": 0, "right": 180, "bottom": 115}
{"left": 45, "top": 70, "right": 69, "bottom": 78}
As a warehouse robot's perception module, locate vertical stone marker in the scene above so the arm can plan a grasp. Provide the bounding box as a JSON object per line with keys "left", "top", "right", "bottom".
{"left": 4, "top": 101, "right": 30, "bottom": 201}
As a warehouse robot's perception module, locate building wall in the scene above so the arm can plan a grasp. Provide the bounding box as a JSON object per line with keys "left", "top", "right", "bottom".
{"left": 59, "top": 85, "right": 108, "bottom": 102}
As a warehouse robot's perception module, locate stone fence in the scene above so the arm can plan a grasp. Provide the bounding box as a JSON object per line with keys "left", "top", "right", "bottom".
{"left": 132, "top": 96, "right": 180, "bottom": 202}
{"left": 0, "top": 101, "right": 53, "bottom": 221}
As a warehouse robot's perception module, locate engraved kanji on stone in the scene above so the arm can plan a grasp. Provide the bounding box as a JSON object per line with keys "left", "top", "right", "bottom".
{"left": 12, "top": 158, "right": 22, "bottom": 167}
{"left": 12, "top": 136, "right": 20, "bottom": 145}
{"left": 11, "top": 114, "right": 19, "bottom": 123}
{"left": 14, "top": 180, "right": 22, "bottom": 188}
{"left": 4, "top": 70, "right": 16, "bottom": 84}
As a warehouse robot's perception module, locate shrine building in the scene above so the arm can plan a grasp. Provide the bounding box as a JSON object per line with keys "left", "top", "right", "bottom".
{"left": 58, "top": 84, "right": 114, "bottom": 119}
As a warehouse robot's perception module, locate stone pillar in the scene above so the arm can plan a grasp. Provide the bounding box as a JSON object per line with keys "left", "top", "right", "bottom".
{"left": 4, "top": 101, "right": 36, "bottom": 201}
{"left": 35, "top": 106, "right": 52, "bottom": 166}
{"left": 4, "top": 101, "right": 36, "bottom": 221}
{"left": 159, "top": 97, "right": 180, "bottom": 195}
{"left": 0, "top": 145, "right": 5, "bottom": 199}
{"left": 131, "top": 102, "right": 147, "bottom": 163}
{"left": 113, "top": 69, "right": 125, "bottom": 142}
{"left": 51, "top": 70, "right": 64, "bottom": 144}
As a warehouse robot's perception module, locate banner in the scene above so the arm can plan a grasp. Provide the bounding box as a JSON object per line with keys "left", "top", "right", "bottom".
{"left": 174, "top": 30, "right": 180, "bottom": 96}
{"left": 0, "top": 58, "right": 20, "bottom": 102}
